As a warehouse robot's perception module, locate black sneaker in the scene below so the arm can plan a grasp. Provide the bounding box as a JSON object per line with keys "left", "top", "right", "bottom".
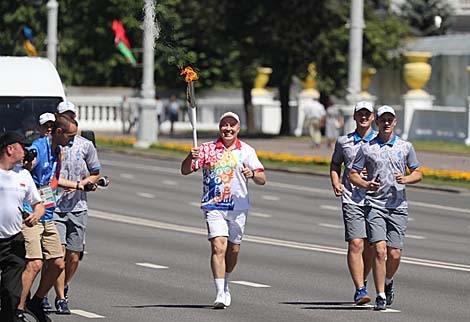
{"left": 374, "top": 295, "right": 386, "bottom": 311}
{"left": 55, "top": 298, "right": 71, "bottom": 315}
{"left": 41, "top": 296, "right": 52, "bottom": 311}
{"left": 26, "top": 298, "right": 49, "bottom": 322}
{"left": 16, "top": 310, "right": 27, "bottom": 322}
{"left": 385, "top": 280, "right": 395, "bottom": 305}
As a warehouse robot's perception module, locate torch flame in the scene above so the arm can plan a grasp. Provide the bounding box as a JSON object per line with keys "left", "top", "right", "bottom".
{"left": 180, "top": 66, "right": 199, "bottom": 83}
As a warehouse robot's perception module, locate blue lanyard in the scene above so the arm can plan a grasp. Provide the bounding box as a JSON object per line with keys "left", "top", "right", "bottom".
{"left": 40, "top": 138, "right": 58, "bottom": 186}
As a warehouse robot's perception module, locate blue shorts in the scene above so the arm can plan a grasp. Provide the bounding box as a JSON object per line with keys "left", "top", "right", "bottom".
{"left": 365, "top": 206, "right": 408, "bottom": 249}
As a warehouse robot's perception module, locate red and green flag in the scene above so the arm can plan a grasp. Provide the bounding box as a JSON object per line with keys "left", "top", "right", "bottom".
{"left": 112, "top": 20, "right": 136, "bottom": 66}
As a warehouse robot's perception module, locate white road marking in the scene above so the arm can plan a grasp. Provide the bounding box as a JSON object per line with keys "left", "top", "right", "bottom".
{"left": 102, "top": 159, "right": 470, "bottom": 215}
{"left": 136, "top": 262, "right": 168, "bottom": 269}
{"left": 162, "top": 180, "right": 177, "bottom": 185}
{"left": 120, "top": 173, "right": 134, "bottom": 179}
{"left": 410, "top": 201, "right": 470, "bottom": 214}
{"left": 320, "top": 205, "right": 341, "bottom": 211}
{"left": 318, "top": 223, "right": 342, "bottom": 229}
{"left": 71, "top": 309, "right": 105, "bottom": 318}
{"left": 137, "top": 192, "right": 155, "bottom": 199}
{"left": 381, "top": 308, "right": 401, "bottom": 313}
{"left": 88, "top": 210, "right": 470, "bottom": 272}
{"left": 251, "top": 212, "right": 272, "bottom": 218}
{"left": 231, "top": 281, "right": 270, "bottom": 288}
{"left": 262, "top": 195, "right": 280, "bottom": 201}
{"left": 406, "top": 234, "right": 426, "bottom": 240}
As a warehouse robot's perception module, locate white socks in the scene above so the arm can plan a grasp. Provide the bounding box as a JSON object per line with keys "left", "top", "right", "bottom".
{"left": 214, "top": 278, "right": 225, "bottom": 295}
{"left": 224, "top": 272, "right": 231, "bottom": 292}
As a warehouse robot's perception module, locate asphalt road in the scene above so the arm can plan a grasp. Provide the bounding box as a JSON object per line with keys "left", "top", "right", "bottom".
{"left": 46, "top": 151, "right": 469, "bottom": 322}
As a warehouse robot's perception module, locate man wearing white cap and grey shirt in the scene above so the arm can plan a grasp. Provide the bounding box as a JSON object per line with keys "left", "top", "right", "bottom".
{"left": 349, "top": 105, "right": 422, "bottom": 310}
{"left": 181, "top": 111, "right": 267, "bottom": 309}
{"left": 330, "top": 101, "right": 376, "bottom": 305}
{"left": 39, "top": 100, "right": 101, "bottom": 314}
{"left": 57, "top": 101, "right": 76, "bottom": 117}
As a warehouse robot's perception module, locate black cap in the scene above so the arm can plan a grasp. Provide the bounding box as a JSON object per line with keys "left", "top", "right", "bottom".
{"left": 0, "top": 131, "right": 32, "bottom": 148}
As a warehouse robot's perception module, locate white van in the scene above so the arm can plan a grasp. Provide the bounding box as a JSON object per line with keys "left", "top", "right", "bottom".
{"left": 0, "top": 56, "right": 65, "bottom": 133}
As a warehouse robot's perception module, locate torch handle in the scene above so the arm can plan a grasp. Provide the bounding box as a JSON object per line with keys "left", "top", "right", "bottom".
{"left": 191, "top": 107, "right": 198, "bottom": 147}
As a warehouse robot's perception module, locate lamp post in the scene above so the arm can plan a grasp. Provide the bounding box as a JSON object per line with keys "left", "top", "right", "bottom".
{"left": 46, "top": 0, "right": 58, "bottom": 66}
{"left": 344, "top": 0, "right": 364, "bottom": 133}
{"left": 135, "top": 0, "right": 158, "bottom": 148}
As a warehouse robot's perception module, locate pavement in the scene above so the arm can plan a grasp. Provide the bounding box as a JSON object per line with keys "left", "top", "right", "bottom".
{"left": 153, "top": 132, "right": 470, "bottom": 173}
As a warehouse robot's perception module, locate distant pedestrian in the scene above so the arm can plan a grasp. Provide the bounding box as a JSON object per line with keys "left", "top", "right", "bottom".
{"left": 155, "top": 95, "right": 163, "bottom": 126}
{"left": 349, "top": 105, "right": 422, "bottom": 310}
{"left": 166, "top": 94, "right": 180, "bottom": 136}
{"left": 180, "top": 112, "right": 266, "bottom": 309}
{"left": 303, "top": 98, "right": 326, "bottom": 148}
{"left": 329, "top": 101, "right": 375, "bottom": 305}
{"left": 325, "top": 106, "right": 344, "bottom": 149}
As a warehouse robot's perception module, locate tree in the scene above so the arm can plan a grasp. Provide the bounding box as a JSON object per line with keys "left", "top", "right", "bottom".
{"left": 399, "top": 0, "right": 454, "bottom": 36}
{"left": 0, "top": 1, "right": 409, "bottom": 135}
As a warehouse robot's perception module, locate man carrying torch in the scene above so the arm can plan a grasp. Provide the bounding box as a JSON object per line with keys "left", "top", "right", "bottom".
{"left": 180, "top": 68, "right": 267, "bottom": 308}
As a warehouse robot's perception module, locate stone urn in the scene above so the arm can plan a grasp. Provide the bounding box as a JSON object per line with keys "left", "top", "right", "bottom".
{"left": 253, "top": 67, "right": 273, "bottom": 93}
{"left": 361, "top": 67, "right": 376, "bottom": 98}
{"left": 300, "top": 62, "right": 320, "bottom": 99}
{"left": 403, "top": 52, "right": 432, "bottom": 96}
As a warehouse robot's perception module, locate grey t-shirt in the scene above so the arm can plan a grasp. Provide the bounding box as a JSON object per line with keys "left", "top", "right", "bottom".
{"left": 55, "top": 135, "right": 101, "bottom": 212}
{"left": 331, "top": 130, "right": 376, "bottom": 206}
{"left": 352, "top": 134, "right": 420, "bottom": 210}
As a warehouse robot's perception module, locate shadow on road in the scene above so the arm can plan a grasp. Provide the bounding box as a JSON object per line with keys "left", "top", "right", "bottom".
{"left": 280, "top": 301, "right": 373, "bottom": 311}
{"left": 113, "top": 303, "right": 214, "bottom": 309}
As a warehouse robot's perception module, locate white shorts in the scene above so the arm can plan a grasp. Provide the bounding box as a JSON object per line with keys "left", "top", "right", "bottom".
{"left": 204, "top": 209, "right": 247, "bottom": 244}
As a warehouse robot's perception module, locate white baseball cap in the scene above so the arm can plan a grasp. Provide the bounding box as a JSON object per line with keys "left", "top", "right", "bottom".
{"left": 57, "top": 101, "right": 76, "bottom": 114}
{"left": 377, "top": 105, "right": 396, "bottom": 117}
{"left": 219, "top": 112, "right": 240, "bottom": 124}
{"left": 39, "top": 112, "right": 56, "bottom": 125}
{"left": 354, "top": 101, "right": 374, "bottom": 113}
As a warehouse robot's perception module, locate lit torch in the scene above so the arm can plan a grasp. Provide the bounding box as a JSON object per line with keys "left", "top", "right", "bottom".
{"left": 180, "top": 66, "right": 199, "bottom": 148}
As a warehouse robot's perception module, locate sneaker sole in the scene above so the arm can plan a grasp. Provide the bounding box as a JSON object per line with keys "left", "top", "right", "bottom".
{"left": 355, "top": 295, "right": 371, "bottom": 305}
{"left": 213, "top": 302, "right": 226, "bottom": 309}
{"left": 56, "top": 310, "right": 72, "bottom": 315}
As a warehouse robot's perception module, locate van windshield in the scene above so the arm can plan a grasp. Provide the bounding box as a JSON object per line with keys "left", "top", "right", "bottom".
{"left": 0, "top": 97, "right": 62, "bottom": 136}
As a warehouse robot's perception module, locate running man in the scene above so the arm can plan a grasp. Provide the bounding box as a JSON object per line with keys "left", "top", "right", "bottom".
{"left": 181, "top": 112, "right": 266, "bottom": 309}
{"left": 329, "top": 101, "right": 375, "bottom": 305}
{"left": 349, "top": 105, "right": 422, "bottom": 310}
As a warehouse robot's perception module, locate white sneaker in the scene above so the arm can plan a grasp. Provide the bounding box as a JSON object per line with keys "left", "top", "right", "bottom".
{"left": 224, "top": 291, "right": 231, "bottom": 307}
{"left": 214, "top": 293, "right": 226, "bottom": 309}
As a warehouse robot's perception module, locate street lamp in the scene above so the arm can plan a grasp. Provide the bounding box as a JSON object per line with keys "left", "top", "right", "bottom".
{"left": 135, "top": 0, "right": 159, "bottom": 148}
{"left": 46, "top": 0, "right": 58, "bottom": 66}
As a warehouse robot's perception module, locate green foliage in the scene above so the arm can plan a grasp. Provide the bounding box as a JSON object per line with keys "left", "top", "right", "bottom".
{"left": 399, "top": 0, "right": 454, "bottom": 36}
{"left": 0, "top": 0, "right": 408, "bottom": 100}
